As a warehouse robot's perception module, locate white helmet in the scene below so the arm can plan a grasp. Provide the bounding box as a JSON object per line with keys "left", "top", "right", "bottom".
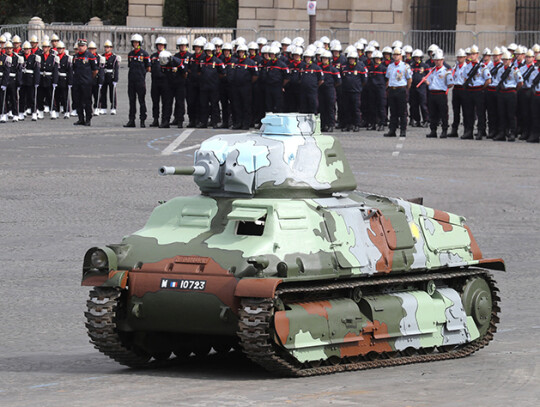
{"left": 507, "top": 43, "right": 518, "bottom": 51}
{"left": 131, "top": 34, "right": 143, "bottom": 43}
{"left": 321, "top": 50, "right": 332, "bottom": 59}
{"left": 4, "top": 41, "right": 12, "bottom": 48}
{"left": 281, "top": 37, "right": 292, "bottom": 45}
{"left": 271, "top": 41, "right": 281, "bottom": 49}
{"left": 491, "top": 47, "right": 502, "bottom": 56}
{"left": 192, "top": 37, "right": 206, "bottom": 48}
{"left": 392, "top": 47, "right": 402, "bottom": 55}
{"left": 51, "top": 34, "right": 60, "bottom": 41}
{"left": 329, "top": 39, "right": 340, "bottom": 49}
{"left": 203, "top": 42, "right": 215, "bottom": 51}
{"left": 359, "top": 38, "right": 368, "bottom": 46}
{"left": 303, "top": 49, "right": 315, "bottom": 58}
{"left": 0, "top": 35, "right": 6, "bottom": 43}
{"left": 330, "top": 43, "right": 342, "bottom": 52}
{"left": 3, "top": 32, "right": 11, "bottom": 41}
{"left": 88, "top": 41, "right": 97, "bottom": 49}
{"left": 104, "top": 40, "right": 113, "bottom": 48}
{"left": 256, "top": 37, "right": 268, "bottom": 46}
{"left": 176, "top": 36, "right": 188, "bottom": 46}
{"left": 365, "top": 45, "right": 375, "bottom": 53}
{"left": 12, "top": 35, "right": 21, "bottom": 43}
{"left": 501, "top": 46, "right": 508, "bottom": 54}
{"left": 313, "top": 40, "right": 323, "bottom": 49}
{"left": 372, "top": 50, "right": 383, "bottom": 59}
{"left": 57, "top": 41, "right": 65, "bottom": 49}
{"left": 292, "top": 46, "right": 303, "bottom": 56}
{"left": 433, "top": 49, "right": 444, "bottom": 60}
{"left": 427, "top": 43, "right": 438, "bottom": 52}
{"left": 532, "top": 44, "right": 540, "bottom": 53}
{"left": 261, "top": 45, "right": 271, "bottom": 54}
{"left": 292, "top": 37, "right": 305, "bottom": 47}
{"left": 211, "top": 37, "right": 223, "bottom": 46}
{"left": 470, "top": 44, "right": 479, "bottom": 54}
{"left": 155, "top": 36, "right": 167, "bottom": 46}
{"left": 501, "top": 51, "right": 512, "bottom": 60}
{"left": 222, "top": 42, "right": 233, "bottom": 51}
{"left": 159, "top": 50, "right": 172, "bottom": 65}
{"left": 403, "top": 45, "right": 413, "bottom": 53}
{"left": 465, "top": 47, "right": 471, "bottom": 54}
{"left": 320, "top": 36, "right": 330, "bottom": 44}
{"left": 515, "top": 45, "right": 525, "bottom": 54}
{"left": 346, "top": 51, "right": 358, "bottom": 59}
{"left": 269, "top": 45, "right": 280, "bottom": 55}
{"left": 248, "top": 41, "right": 259, "bottom": 50}
{"left": 392, "top": 40, "right": 403, "bottom": 49}
{"left": 371, "top": 40, "right": 380, "bottom": 49}
{"left": 42, "top": 39, "right": 51, "bottom": 47}
{"left": 412, "top": 49, "right": 423, "bottom": 58}
{"left": 456, "top": 48, "right": 466, "bottom": 57}
{"left": 306, "top": 44, "right": 317, "bottom": 53}
{"left": 315, "top": 47, "right": 324, "bottom": 55}
{"left": 526, "top": 49, "right": 535, "bottom": 57}
{"left": 355, "top": 42, "right": 364, "bottom": 50}
{"left": 22, "top": 41, "right": 31, "bottom": 49}
{"left": 235, "top": 36, "right": 245, "bottom": 45}
{"left": 483, "top": 48, "right": 491, "bottom": 55}
{"left": 344, "top": 45, "right": 356, "bottom": 54}
{"left": 382, "top": 46, "right": 392, "bottom": 54}
{"left": 237, "top": 43, "right": 248, "bottom": 52}
{"left": 30, "top": 35, "right": 38, "bottom": 43}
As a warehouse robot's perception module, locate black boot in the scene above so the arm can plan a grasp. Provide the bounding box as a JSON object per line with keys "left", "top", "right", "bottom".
{"left": 196, "top": 122, "right": 207, "bottom": 128}
{"left": 232, "top": 124, "right": 242, "bottom": 130}
{"left": 353, "top": 125, "right": 360, "bottom": 132}
{"left": 461, "top": 129, "right": 473, "bottom": 139}
{"left": 159, "top": 122, "right": 170, "bottom": 128}
{"left": 170, "top": 118, "right": 179, "bottom": 126}
{"left": 123, "top": 120, "right": 135, "bottom": 128}
{"left": 526, "top": 133, "right": 539, "bottom": 143}
{"left": 84, "top": 119, "right": 91, "bottom": 126}
{"left": 187, "top": 122, "right": 196, "bottom": 128}
{"left": 140, "top": 120, "right": 146, "bottom": 128}
{"left": 519, "top": 132, "right": 529, "bottom": 141}
{"left": 73, "top": 119, "right": 85, "bottom": 126}
{"left": 426, "top": 129, "right": 437, "bottom": 138}
{"left": 149, "top": 119, "right": 159, "bottom": 127}
{"left": 448, "top": 127, "right": 459, "bottom": 137}
{"left": 493, "top": 131, "right": 506, "bottom": 141}
{"left": 439, "top": 129, "right": 448, "bottom": 139}
{"left": 327, "top": 126, "right": 334, "bottom": 133}
{"left": 377, "top": 124, "right": 385, "bottom": 131}
{"left": 475, "top": 131, "right": 485, "bottom": 140}
{"left": 507, "top": 131, "right": 515, "bottom": 142}
{"left": 384, "top": 130, "right": 396, "bottom": 137}
{"left": 399, "top": 129, "right": 406, "bottom": 138}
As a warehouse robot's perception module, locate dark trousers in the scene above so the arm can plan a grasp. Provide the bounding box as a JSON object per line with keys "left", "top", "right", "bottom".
{"left": 463, "top": 88, "right": 486, "bottom": 134}
{"left": 128, "top": 81, "right": 147, "bottom": 121}
{"left": 151, "top": 79, "right": 167, "bottom": 121}
{"left": 186, "top": 81, "right": 200, "bottom": 124}
{"left": 265, "top": 85, "right": 283, "bottom": 113}
{"left": 336, "top": 85, "right": 344, "bottom": 127}
{"left": 173, "top": 81, "right": 186, "bottom": 123}
{"left": 517, "top": 88, "right": 532, "bottom": 137}
{"left": 37, "top": 86, "right": 52, "bottom": 111}
{"left": 53, "top": 85, "right": 68, "bottom": 113}
{"left": 359, "top": 86, "right": 369, "bottom": 124}
{"left": 318, "top": 86, "right": 336, "bottom": 128}
{"left": 342, "top": 91, "right": 361, "bottom": 127}
{"left": 451, "top": 86, "right": 466, "bottom": 129}
{"left": 409, "top": 85, "right": 428, "bottom": 123}
{"left": 428, "top": 91, "right": 449, "bottom": 130}
{"left": 200, "top": 88, "right": 220, "bottom": 125}
{"left": 485, "top": 88, "right": 499, "bottom": 135}
{"left": 219, "top": 82, "right": 232, "bottom": 125}
{"left": 497, "top": 90, "right": 517, "bottom": 134}
{"left": 92, "top": 83, "right": 100, "bottom": 108}
{"left": 5, "top": 82, "right": 18, "bottom": 115}
{"left": 161, "top": 82, "right": 174, "bottom": 124}
{"left": 299, "top": 87, "right": 318, "bottom": 114}
{"left": 531, "top": 93, "right": 540, "bottom": 139}
{"left": 366, "top": 85, "right": 386, "bottom": 126}
{"left": 20, "top": 85, "right": 36, "bottom": 112}
{"left": 284, "top": 85, "right": 300, "bottom": 113}
{"left": 73, "top": 83, "right": 92, "bottom": 122}
{"left": 233, "top": 83, "right": 253, "bottom": 128}
{"left": 252, "top": 82, "right": 265, "bottom": 125}
{"left": 99, "top": 81, "right": 117, "bottom": 110}
{"left": 388, "top": 87, "right": 407, "bottom": 132}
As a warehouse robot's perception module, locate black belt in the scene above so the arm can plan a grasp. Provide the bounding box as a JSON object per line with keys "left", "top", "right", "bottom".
{"left": 389, "top": 86, "right": 406, "bottom": 90}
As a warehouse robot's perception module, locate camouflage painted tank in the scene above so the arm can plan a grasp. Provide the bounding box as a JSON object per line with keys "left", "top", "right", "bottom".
{"left": 83, "top": 113, "right": 503, "bottom": 376}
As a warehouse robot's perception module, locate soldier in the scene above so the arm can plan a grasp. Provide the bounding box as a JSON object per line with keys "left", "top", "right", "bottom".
{"left": 341, "top": 50, "right": 366, "bottom": 132}
{"left": 124, "top": 34, "right": 150, "bottom": 128}
{"left": 0, "top": 35, "right": 5, "bottom": 55}
{"left": 493, "top": 51, "right": 523, "bottom": 142}
{"left": 382, "top": 47, "right": 393, "bottom": 67}
{"left": 280, "top": 37, "right": 292, "bottom": 64}
{"left": 12, "top": 36, "right": 22, "bottom": 55}
{"left": 2, "top": 41, "right": 21, "bottom": 122}
{"left": 171, "top": 36, "right": 190, "bottom": 127}
{"left": 330, "top": 41, "right": 346, "bottom": 128}
{"left": 253, "top": 44, "right": 269, "bottom": 128}
{"left": 231, "top": 43, "right": 258, "bottom": 130}
{"left": 87, "top": 42, "right": 103, "bottom": 116}
{"left": 299, "top": 49, "right": 323, "bottom": 114}
{"left": 72, "top": 39, "right": 98, "bottom": 126}
{"left": 211, "top": 37, "right": 223, "bottom": 60}
{"left": 264, "top": 45, "right": 289, "bottom": 113}
{"left": 320, "top": 36, "right": 330, "bottom": 50}
{"left": 186, "top": 36, "right": 205, "bottom": 128}
{"left": 0, "top": 42, "right": 11, "bottom": 122}
{"left": 527, "top": 59, "right": 540, "bottom": 143}
{"left": 403, "top": 45, "right": 413, "bottom": 64}
{"left": 54, "top": 41, "right": 73, "bottom": 119}
{"left": 366, "top": 50, "right": 387, "bottom": 131}
{"left": 425, "top": 50, "right": 454, "bottom": 139}
{"left": 197, "top": 42, "right": 224, "bottom": 128}
{"left": 50, "top": 34, "right": 60, "bottom": 54}
{"left": 285, "top": 46, "right": 303, "bottom": 113}
{"left": 517, "top": 49, "right": 536, "bottom": 140}
{"left": 384, "top": 48, "right": 412, "bottom": 137}
{"left": 37, "top": 39, "right": 59, "bottom": 119}
{"left": 256, "top": 37, "right": 268, "bottom": 54}
{"left": 218, "top": 42, "right": 237, "bottom": 128}
{"left": 461, "top": 45, "right": 491, "bottom": 140}
{"left": 449, "top": 48, "right": 470, "bottom": 138}
{"left": 484, "top": 47, "right": 502, "bottom": 139}
{"left": 319, "top": 50, "right": 341, "bottom": 132}
{"left": 157, "top": 50, "right": 185, "bottom": 128}
{"left": 29, "top": 35, "right": 42, "bottom": 56}
{"left": 99, "top": 40, "right": 119, "bottom": 115}
{"left": 408, "top": 49, "right": 429, "bottom": 127}
{"left": 360, "top": 45, "right": 375, "bottom": 128}
{"left": 20, "top": 41, "right": 41, "bottom": 121}
{"left": 513, "top": 46, "right": 525, "bottom": 69}
{"left": 149, "top": 36, "right": 168, "bottom": 127}
{"left": 425, "top": 44, "right": 438, "bottom": 68}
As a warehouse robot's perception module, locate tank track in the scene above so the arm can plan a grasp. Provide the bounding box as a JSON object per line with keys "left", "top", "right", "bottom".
{"left": 237, "top": 269, "right": 500, "bottom": 377}
{"left": 85, "top": 287, "right": 153, "bottom": 367}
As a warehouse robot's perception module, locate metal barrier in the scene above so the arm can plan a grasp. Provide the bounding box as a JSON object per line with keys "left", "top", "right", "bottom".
{"left": 405, "top": 30, "right": 476, "bottom": 56}
{"left": 338, "top": 29, "right": 405, "bottom": 48}
{"left": 0, "top": 24, "right": 29, "bottom": 40}
{"left": 477, "top": 31, "right": 540, "bottom": 50}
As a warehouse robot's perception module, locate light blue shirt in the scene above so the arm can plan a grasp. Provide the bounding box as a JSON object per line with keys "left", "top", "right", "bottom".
{"left": 463, "top": 61, "right": 491, "bottom": 86}
{"left": 519, "top": 63, "right": 536, "bottom": 88}
{"left": 428, "top": 66, "right": 454, "bottom": 91}
{"left": 385, "top": 61, "right": 412, "bottom": 87}
{"left": 453, "top": 62, "right": 467, "bottom": 85}
{"left": 488, "top": 62, "right": 503, "bottom": 87}
{"left": 495, "top": 65, "right": 523, "bottom": 89}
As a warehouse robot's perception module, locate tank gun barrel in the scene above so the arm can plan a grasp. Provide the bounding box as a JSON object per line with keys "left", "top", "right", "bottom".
{"left": 159, "top": 166, "right": 206, "bottom": 176}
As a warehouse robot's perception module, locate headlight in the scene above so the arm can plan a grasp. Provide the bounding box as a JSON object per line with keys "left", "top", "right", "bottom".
{"left": 90, "top": 250, "right": 108, "bottom": 269}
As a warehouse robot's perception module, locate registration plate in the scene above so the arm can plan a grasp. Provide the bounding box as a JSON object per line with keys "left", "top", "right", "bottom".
{"left": 160, "top": 278, "right": 206, "bottom": 291}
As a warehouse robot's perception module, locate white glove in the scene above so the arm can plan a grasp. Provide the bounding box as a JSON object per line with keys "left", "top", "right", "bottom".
{"left": 1, "top": 86, "right": 6, "bottom": 91}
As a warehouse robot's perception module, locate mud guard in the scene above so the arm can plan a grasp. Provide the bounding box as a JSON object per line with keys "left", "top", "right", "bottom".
{"left": 235, "top": 278, "right": 283, "bottom": 298}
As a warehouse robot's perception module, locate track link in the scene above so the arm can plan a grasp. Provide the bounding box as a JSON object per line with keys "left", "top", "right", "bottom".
{"left": 237, "top": 270, "right": 501, "bottom": 377}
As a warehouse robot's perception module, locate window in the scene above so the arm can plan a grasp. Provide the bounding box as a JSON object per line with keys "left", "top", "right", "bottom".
{"left": 410, "top": 0, "right": 457, "bottom": 55}
{"left": 516, "top": 0, "right": 540, "bottom": 45}
{"left": 236, "top": 216, "right": 266, "bottom": 236}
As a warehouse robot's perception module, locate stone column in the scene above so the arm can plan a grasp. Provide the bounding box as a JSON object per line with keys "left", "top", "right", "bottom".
{"left": 127, "top": 0, "right": 164, "bottom": 27}
{"left": 28, "top": 16, "right": 45, "bottom": 43}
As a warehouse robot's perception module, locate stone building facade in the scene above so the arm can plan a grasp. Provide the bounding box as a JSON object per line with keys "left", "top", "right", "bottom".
{"left": 127, "top": 0, "right": 164, "bottom": 27}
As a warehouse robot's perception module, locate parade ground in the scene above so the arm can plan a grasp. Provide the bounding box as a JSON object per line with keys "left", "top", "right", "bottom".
{"left": 0, "top": 73, "right": 539, "bottom": 406}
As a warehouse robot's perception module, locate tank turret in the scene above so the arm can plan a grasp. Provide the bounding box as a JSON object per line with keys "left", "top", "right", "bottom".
{"left": 160, "top": 113, "right": 357, "bottom": 197}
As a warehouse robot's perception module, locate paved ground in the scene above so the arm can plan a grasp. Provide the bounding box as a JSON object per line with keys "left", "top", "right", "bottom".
{"left": 0, "top": 73, "right": 539, "bottom": 406}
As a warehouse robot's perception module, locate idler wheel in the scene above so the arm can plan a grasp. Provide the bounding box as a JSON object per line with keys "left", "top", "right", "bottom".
{"left": 461, "top": 277, "right": 493, "bottom": 337}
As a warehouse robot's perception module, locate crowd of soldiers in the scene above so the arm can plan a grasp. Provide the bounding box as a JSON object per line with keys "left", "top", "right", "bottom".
{"left": 2, "top": 30, "right": 540, "bottom": 143}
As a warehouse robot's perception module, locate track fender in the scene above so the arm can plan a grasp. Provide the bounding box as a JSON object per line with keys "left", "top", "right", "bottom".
{"left": 235, "top": 278, "right": 283, "bottom": 298}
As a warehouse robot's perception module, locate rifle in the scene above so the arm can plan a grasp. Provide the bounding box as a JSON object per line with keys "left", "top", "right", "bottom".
{"left": 522, "top": 64, "right": 536, "bottom": 84}
{"left": 497, "top": 66, "right": 513, "bottom": 90}
{"left": 464, "top": 58, "right": 485, "bottom": 88}
{"left": 490, "top": 63, "right": 503, "bottom": 77}
{"left": 531, "top": 67, "right": 540, "bottom": 88}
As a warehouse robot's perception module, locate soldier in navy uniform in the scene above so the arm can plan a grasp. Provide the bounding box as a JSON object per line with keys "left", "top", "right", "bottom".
{"left": 124, "top": 34, "right": 150, "bottom": 128}
{"left": 408, "top": 49, "right": 429, "bottom": 127}
{"left": 72, "top": 39, "right": 98, "bottom": 126}
{"left": 197, "top": 42, "right": 224, "bottom": 128}
{"left": 341, "top": 50, "right": 366, "bottom": 132}
{"left": 20, "top": 41, "right": 41, "bottom": 121}
{"left": 449, "top": 48, "right": 470, "bottom": 137}
{"left": 53, "top": 41, "right": 72, "bottom": 119}
{"left": 149, "top": 37, "right": 168, "bottom": 127}
{"left": 384, "top": 47, "right": 412, "bottom": 137}
{"left": 331, "top": 42, "right": 346, "bottom": 128}
{"left": 2, "top": 41, "right": 21, "bottom": 122}
{"left": 186, "top": 37, "right": 205, "bottom": 128}
{"left": 158, "top": 50, "right": 185, "bottom": 128}
{"left": 218, "top": 42, "right": 237, "bottom": 128}
{"left": 0, "top": 43, "right": 11, "bottom": 122}
{"left": 99, "top": 40, "right": 119, "bottom": 115}
{"left": 248, "top": 41, "right": 264, "bottom": 127}
{"left": 172, "top": 37, "right": 190, "bottom": 128}
{"left": 366, "top": 50, "right": 387, "bottom": 131}
{"left": 425, "top": 50, "right": 454, "bottom": 138}
{"left": 319, "top": 50, "right": 341, "bottom": 132}
{"left": 36, "top": 39, "right": 58, "bottom": 119}
{"left": 285, "top": 46, "right": 304, "bottom": 113}
{"left": 264, "top": 45, "right": 289, "bottom": 113}
{"left": 299, "top": 49, "right": 323, "bottom": 114}
{"left": 232, "top": 43, "right": 258, "bottom": 130}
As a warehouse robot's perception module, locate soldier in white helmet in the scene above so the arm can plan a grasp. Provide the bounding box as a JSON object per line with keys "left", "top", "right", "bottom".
{"left": 484, "top": 47, "right": 503, "bottom": 139}
{"left": 528, "top": 53, "right": 540, "bottom": 142}
{"left": 51, "top": 34, "right": 60, "bottom": 53}
{"left": 341, "top": 49, "right": 367, "bottom": 132}
{"left": 0, "top": 39, "right": 11, "bottom": 122}
{"left": 148, "top": 36, "right": 169, "bottom": 127}
{"left": 72, "top": 39, "right": 99, "bottom": 126}
{"left": 264, "top": 45, "right": 289, "bottom": 114}
{"left": 186, "top": 36, "right": 206, "bottom": 128}
{"left": 86, "top": 41, "right": 103, "bottom": 116}
{"left": 53, "top": 41, "right": 73, "bottom": 119}
{"left": 2, "top": 41, "right": 21, "bottom": 121}
{"left": 20, "top": 41, "right": 41, "bottom": 121}
{"left": 231, "top": 43, "right": 258, "bottom": 130}
{"left": 124, "top": 34, "right": 150, "bottom": 128}
{"left": 409, "top": 49, "right": 429, "bottom": 128}
{"left": 449, "top": 48, "right": 470, "bottom": 138}
{"left": 99, "top": 40, "right": 120, "bottom": 115}
{"left": 29, "top": 35, "right": 42, "bottom": 56}
{"left": 365, "top": 50, "right": 387, "bottom": 131}
{"left": 319, "top": 49, "right": 341, "bottom": 132}
{"left": 384, "top": 48, "right": 412, "bottom": 137}
{"left": 171, "top": 36, "right": 190, "bottom": 127}
{"left": 285, "top": 46, "right": 303, "bottom": 113}
{"left": 425, "top": 50, "right": 454, "bottom": 138}
{"left": 36, "top": 39, "right": 59, "bottom": 119}
{"left": 12, "top": 35, "right": 22, "bottom": 55}
{"left": 516, "top": 49, "right": 536, "bottom": 140}
{"left": 299, "top": 48, "right": 323, "bottom": 114}
{"left": 197, "top": 42, "right": 225, "bottom": 128}
{"left": 218, "top": 42, "right": 236, "bottom": 128}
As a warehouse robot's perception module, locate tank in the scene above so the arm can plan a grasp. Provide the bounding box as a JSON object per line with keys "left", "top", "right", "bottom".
{"left": 82, "top": 113, "right": 503, "bottom": 376}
